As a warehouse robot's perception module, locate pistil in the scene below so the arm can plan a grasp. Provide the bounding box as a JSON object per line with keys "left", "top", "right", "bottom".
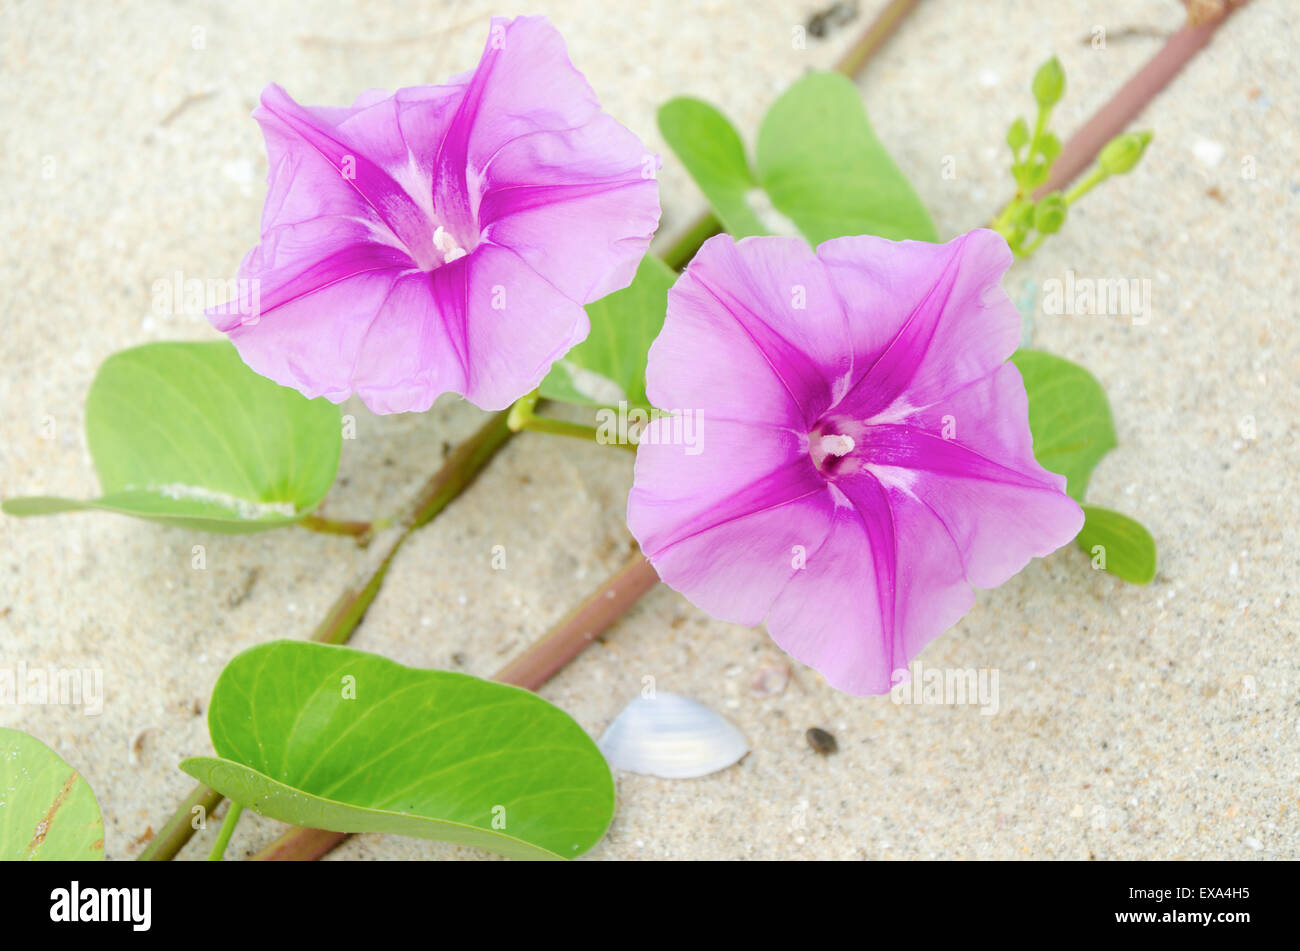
{"left": 433, "top": 226, "right": 469, "bottom": 265}
{"left": 819, "top": 433, "right": 855, "bottom": 457}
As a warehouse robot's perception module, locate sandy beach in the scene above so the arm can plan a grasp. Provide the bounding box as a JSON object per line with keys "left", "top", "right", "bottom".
{"left": 1, "top": 0, "right": 1295, "bottom": 860}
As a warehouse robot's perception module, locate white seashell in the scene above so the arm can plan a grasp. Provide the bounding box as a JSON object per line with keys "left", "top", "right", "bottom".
{"left": 598, "top": 692, "right": 749, "bottom": 779}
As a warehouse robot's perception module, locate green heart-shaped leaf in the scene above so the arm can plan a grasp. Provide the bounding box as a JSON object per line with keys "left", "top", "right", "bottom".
{"left": 1011, "top": 348, "right": 1117, "bottom": 502}
{"left": 2, "top": 341, "right": 341, "bottom": 533}
{"left": 540, "top": 253, "right": 677, "bottom": 411}
{"left": 657, "top": 97, "right": 766, "bottom": 238}
{"left": 756, "top": 72, "right": 938, "bottom": 244}
{"left": 1076, "top": 504, "right": 1157, "bottom": 584}
{"left": 180, "top": 640, "right": 615, "bottom": 860}
{"left": 0, "top": 728, "right": 104, "bottom": 860}
{"left": 660, "top": 74, "right": 937, "bottom": 247}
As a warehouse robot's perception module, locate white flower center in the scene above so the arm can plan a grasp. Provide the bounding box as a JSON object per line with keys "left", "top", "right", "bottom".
{"left": 433, "top": 225, "right": 468, "bottom": 264}
{"left": 819, "top": 433, "right": 855, "bottom": 457}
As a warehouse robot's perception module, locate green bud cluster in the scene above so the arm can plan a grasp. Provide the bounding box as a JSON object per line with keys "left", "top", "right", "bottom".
{"left": 993, "top": 55, "right": 1152, "bottom": 259}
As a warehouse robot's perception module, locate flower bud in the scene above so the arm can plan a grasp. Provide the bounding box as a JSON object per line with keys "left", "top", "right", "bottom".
{"left": 1037, "top": 131, "right": 1062, "bottom": 164}
{"left": 1013, "top": 199, "right": 1036, "bottom": 230}
{"left": 1032, "top": 56, "right": 1066, "bottom": 110}
{"left": 1006, "top": 117, "right": 1029, "bottom": 152}
{"left": 1033, "top": 193, "right": 1067, "bottom": 234}
{"left": 1098, "top": 130, "right": 1153, "bottom": 176}
{"left": 1026, "top": 155, "right": 1050, "bottom": 188}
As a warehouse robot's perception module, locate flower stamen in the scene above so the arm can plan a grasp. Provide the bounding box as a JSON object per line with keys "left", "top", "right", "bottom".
{"left": 433, "top": 225, "right": 469, "bottom": 264}
{"left": 819, "top": 433, "right": 855, "bottom": 457}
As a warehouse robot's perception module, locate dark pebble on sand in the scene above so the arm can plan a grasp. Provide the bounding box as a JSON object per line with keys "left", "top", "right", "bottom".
{"left": 805, "top": 727, "right": 838, "bottom": 754}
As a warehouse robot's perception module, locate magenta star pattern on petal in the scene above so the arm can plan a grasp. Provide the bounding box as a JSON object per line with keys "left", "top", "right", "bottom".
{"left": 209, "top": 15, "right": 661, "bottom": 414}
{"left": 627, "top": 229, "right": 1084, "bottom": 696}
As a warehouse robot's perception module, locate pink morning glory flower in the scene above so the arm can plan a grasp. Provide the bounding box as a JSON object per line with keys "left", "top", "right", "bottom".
{"left": 627, "top": 230, "right": 1084, "bottom": 696}
{"left": 209, "top": 15, "right": 660, "bottom": 414}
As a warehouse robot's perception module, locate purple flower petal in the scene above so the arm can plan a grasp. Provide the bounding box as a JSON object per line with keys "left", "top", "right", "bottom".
{"left": 210, "top": 15, "right": 660, "bottom": 413}
{"left": 479, "top": 113, "right": 661, "bottom": 303}
{"left": 868, "top": 363, "right": 1083, "bottom": 589}
{"left": 819, "top": 228, "right": 1020, "bottom": 421}
{"left": 764, "top": 471, "right": 977, "bottom": 695}
{"left": 430, "top": 244, "right": 590, "bottom": 411}
{"left": 256, "top": 83, "right": 438, "bottom": 263}
{"left": 628, "top": 231, "right": 1083, "bottom": 696}
{"left": 646, "top": 235, "right": 852, "bottom": 431}
{"left": 224, "top": 269, "right": 407, "bottom": 404}
{"left": 629, "top": 419, "right": 833, "bottom": 625}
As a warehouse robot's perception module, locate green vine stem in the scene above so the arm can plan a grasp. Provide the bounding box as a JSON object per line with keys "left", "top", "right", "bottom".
{"left": 508, "top": 388, "right": 637, "bottom": 451}
{"left": 1062, "top": 165, "right": 1110, "bottom": 206}
{"left": 135, "top": 408, "right": 515, "bottom": 861}
{"left": 252, "top": 548, "right": 662, "bottom": 861}
{"left": 206, "top": 801, "right": 244, "bottom": 861}
{"left": 135, "top": 782, "right": 224, "bottom": 862}
{"left": 658, "top": 211, "right": 722, "bottom": 272}
{"left": 298, "top": 513, "right": 377, "bottom": 544}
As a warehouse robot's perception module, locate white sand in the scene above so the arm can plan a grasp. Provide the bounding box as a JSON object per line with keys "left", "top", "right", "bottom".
{"left": 1, "top": 0, "right": 1295, "bottom": 860}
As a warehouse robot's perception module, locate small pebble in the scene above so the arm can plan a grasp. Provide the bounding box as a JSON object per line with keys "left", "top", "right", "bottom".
{"left": 805, "top": 727, "right": 838, "bottom": 755}
{"left": 1192, "top": 137, "right": 1226, "bottom": 167}
{"left": 749, "top": 660, "right": 789, "bottom": 698}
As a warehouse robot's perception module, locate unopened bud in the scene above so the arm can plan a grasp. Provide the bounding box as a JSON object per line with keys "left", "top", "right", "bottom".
{"left": 1098, "top": 130, "right": 1153, "bottom": 176}
{"left": 1032, "top": 56, "right": 1066, "bottom": 110}
{"left": 1033, "top": 193, "right": 1067, "bottom": 234}
{"left": 1037, "top": 131, "right": 1062, "bottom": 164}
{"left": 1006, "top": 117, "right": 1029, "bottom": 152}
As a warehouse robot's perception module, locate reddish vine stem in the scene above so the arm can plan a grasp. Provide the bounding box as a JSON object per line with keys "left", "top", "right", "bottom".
{"left": 831, "top": 0, "right": 921, "bottom": 76}
{"left": 493, "top": 551, "right": 660, "bottom": 688}
{"left": 1036, "top": 1, "right": 1248, "bottom": 196}
{"left": 253, "top": 549, "right": 661, "bottom": 861}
